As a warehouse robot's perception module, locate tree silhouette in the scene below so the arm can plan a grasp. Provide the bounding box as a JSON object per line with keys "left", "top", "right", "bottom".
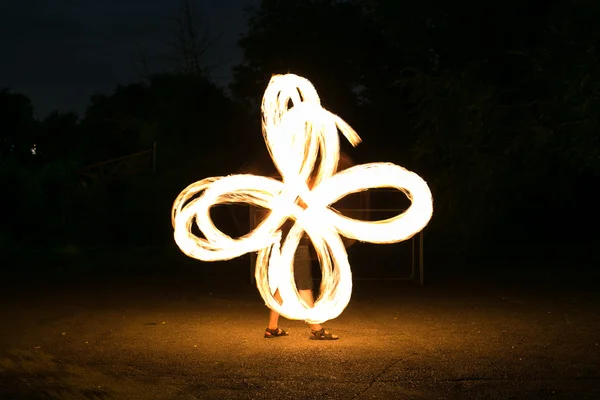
{"left": 232, "top": 0, "right": 600, "bottom": 262}
{"left": 168, "top": 0, "right": 218, "bottom": 76}
{"left": 232, "top": 1, "right": 373, "bottom": 120}
{"left": 0, "top": 89, "right": 37, "bottom": 162}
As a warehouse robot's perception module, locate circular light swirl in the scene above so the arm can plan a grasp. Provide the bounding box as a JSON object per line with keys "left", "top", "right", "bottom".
{"left": 172, "top": 74, "right": 433, "bottom": 324}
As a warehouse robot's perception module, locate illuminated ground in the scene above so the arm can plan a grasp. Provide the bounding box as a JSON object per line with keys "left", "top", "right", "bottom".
{"left": 0, "top": 257, "right": 599, "bottom": 400}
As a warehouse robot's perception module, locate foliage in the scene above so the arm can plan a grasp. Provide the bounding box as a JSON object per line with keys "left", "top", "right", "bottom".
{"left": 0, "top": 71, "right": 245, "bottom": 252}
{"left": 233, "top": 0, "right": 600, "bottom": 261}
{"left": 81, "top": 73, "right": 242, "bottom": 169}
{"left": 1, "top": 0, "right": 598, "bottom": 265}
{"left": 0, "top": 88, "right": 37, "bottom": 161}
{"left": 232, "top": 0, "right": 372, "bottom": 121}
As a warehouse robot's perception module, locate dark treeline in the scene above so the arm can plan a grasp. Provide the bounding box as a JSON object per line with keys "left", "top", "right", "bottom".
{"left": 1, "top": 0, "right": 598, "bottom": 271}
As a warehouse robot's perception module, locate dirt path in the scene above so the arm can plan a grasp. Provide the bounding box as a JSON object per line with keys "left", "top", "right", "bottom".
{"left": 0, "top": 268, "right": 599, "bottom": 400}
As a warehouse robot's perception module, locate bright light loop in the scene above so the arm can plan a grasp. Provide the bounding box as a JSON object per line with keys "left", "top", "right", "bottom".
{"left": 172, "top": 74, "right": 433, "bottom": 324}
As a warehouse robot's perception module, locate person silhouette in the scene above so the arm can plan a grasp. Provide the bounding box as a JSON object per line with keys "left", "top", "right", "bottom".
{"left": 264, "top": 212, "right": 339, "bottom": 340}
{"left": 262, "top": 152, "right": 360, "bottom": 340}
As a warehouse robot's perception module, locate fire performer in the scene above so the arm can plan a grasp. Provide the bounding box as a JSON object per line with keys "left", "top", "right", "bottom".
{"left": 172, "top": 74, "right": 433, "bottom": 339}
{"left": 264, "top": 152, "right": 359, "bottom": 340}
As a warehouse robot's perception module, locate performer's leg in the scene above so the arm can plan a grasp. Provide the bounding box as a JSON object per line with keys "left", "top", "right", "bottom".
{"left": 264, "top": 289, "right": 289, "bottom": 338}
{"left": 295, "top": 244, "right": 339, "bottom": 340}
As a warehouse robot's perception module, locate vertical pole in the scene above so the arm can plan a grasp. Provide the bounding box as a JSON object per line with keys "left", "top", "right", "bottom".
{"left": 152, "top": 141, "right": 157, "bottom": 173}
{"left": 419, "top": 231, "right": 424, "bottom": 285}
{"left": 364, "top": 191, "right": 371, "bottom": 222}
{"left": 411, "top": 234, "right": 416, "bottom": 281}
{"left": 249, "top": 206, "right": 255, "bottom": 284}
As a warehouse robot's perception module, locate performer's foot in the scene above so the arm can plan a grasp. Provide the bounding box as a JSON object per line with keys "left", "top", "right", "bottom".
{"left": 309, "top": 327, "right": 339, "bottom": 340}
{"left": 264, "top": 327, "right": 289, "bottom": 338}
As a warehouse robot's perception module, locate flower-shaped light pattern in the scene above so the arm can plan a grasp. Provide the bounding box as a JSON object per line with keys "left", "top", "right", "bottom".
{"left": 172, "top": 74, "right": 433, "bottom": 324}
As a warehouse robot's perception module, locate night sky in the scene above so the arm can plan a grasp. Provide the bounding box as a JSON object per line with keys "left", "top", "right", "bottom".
{"left": 0, "top": 0, "right": 258, "bottom": 118}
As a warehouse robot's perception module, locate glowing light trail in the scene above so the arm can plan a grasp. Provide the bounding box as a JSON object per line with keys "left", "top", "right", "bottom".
{"left": 172, "top": 74, "right": 433, "bottom": 324}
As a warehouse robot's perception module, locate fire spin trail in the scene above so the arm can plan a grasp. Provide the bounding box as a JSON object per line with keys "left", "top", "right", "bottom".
{"left": 172, "top": 74, "right": 433, "bottom": 324}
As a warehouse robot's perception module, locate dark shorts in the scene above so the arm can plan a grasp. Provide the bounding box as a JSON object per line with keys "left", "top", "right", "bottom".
{"left": 294, "top": 243, "right": 313, "bottom": 290}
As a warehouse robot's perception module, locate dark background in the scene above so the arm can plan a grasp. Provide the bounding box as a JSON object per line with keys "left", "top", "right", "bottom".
{"left": 1, "top": 0, "right": 599, "bottom": 281}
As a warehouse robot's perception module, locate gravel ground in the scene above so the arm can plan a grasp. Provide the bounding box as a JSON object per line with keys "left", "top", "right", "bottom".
{"left": 0, "top": 261, "right": 599, "bottom": 400}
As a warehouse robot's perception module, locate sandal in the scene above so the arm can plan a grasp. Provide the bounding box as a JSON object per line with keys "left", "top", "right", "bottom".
{"left": 309, "top": 328, "right": 339, "bottom": 340}
{"left": 264, "top": 327, "right": 289, "bottom": 338}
